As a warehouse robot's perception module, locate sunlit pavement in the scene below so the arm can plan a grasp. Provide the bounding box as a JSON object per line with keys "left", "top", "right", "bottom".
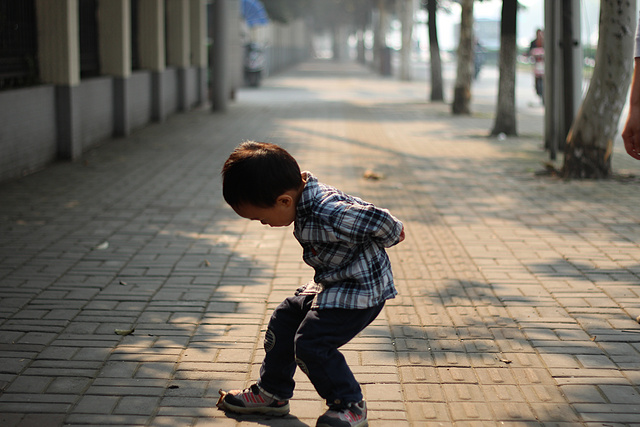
{"left": 1, "top": 59, "right": 640, "bottom": 426}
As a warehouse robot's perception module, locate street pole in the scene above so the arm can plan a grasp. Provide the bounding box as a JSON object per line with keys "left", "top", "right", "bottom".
{"left": 544, "top": 0, "right": 557, "bottom": 159}
{"left": 561, "top": 0, "right": 578, "bottom": 146}
{"left": 544, "top": 0, "right": 582, "bottom": 161}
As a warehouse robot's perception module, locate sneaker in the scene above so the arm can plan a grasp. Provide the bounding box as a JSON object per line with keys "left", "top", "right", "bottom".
{"left": 216, "top": 383, "right": 290, "bottom": 416}
{"left": 316, "top": 400, "right": 368, "bottom": 427}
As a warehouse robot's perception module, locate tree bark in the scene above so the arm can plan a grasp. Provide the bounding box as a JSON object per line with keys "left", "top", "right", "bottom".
{"left": 562, "top": 0, "right": 635, "bottom": 178}
{"left": 399, "top": 0, "right": 412, "bottom": 81}
{"left": 427, "top": 0, "right": 443, "bottom": 102}
{"left": 451, "top": 0, "right": 474, "bottom": 115}
{"left": 490, "top": 0, "right": 517, "bottom": 136}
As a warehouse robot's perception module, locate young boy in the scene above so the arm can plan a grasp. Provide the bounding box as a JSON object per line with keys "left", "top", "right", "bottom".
{"left": 217, "top": 141, "right": 404, "bottom": 427}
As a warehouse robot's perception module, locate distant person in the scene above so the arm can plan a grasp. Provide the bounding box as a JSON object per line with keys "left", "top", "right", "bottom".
{"left": 621, "top": 13, "right": 640, "bottom": 160}
{"left": 217, "top": 141, "right": 405, "bottom": 427}
{"left": 528, "top": 29, "right": 545, "bottom": 103}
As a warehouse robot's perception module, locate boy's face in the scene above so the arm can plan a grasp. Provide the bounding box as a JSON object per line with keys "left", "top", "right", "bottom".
{"left": 233, "top": 194, "right": 297, "bottom": 227}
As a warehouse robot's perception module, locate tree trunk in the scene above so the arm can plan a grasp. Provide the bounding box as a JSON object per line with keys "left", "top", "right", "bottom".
{"left": 451, "top": 0, "right": 474, "bottom": 115}
{"left": 398, "top": 0, "right": 413, "bottom": 81}
{"left": 427, "top": 0, "right": 443, "bottom": 102}
{"left": 490, "top": 0, "right": 517, "bottom": 136}
{"left": 356, "top": 28, "right": 365, "bottom": 64}
{"left": 373, "top": 0, "right": 390, "bottom": 75}
{"left": 562, "top": 0, "right": 635, "bottom": 178}
{"left": 331, "top": 23, "right": 340, "bottom": 61}
{"left": 355, "top": 2, "right": 370, "bottom": 65}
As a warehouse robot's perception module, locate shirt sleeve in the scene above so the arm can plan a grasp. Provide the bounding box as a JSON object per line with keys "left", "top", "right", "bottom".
{"left": 325, "top": 199, "right": 404, "bottom": 248}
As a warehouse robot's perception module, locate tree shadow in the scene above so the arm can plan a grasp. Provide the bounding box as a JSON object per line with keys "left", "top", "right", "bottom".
{"left": 0, "top": 106, "right": 308, "bottom": 425}
{"left": 2, "top": 58, "right": 640, "bottom": 426}
{"left": 385, "top": 260, "right": 640, "bottom": 424}
{"left": 217, "top": 411, "right": 309, "bottom": 426}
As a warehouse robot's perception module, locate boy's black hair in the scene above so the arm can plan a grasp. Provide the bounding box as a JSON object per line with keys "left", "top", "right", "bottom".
{"left": 222, "top": 141, "right": 303, "bottom": 208}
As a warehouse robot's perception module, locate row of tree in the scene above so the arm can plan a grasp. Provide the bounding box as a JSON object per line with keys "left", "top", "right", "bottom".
{"left": 260, "top": 0, "right": 636, "bottom": 179}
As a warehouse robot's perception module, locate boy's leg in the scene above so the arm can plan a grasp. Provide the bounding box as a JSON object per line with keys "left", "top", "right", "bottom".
{"left": 217, "top": 294, "right": 313, "bottom": 415}
{"left": 257, "top": 294, "right": 315, "bottom": 399}
{"left": 294, "top": 303, "right": 384, "bottom": 405}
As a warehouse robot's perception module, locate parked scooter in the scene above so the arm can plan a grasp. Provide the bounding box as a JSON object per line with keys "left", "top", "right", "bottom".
{"left": 244, "top": 43, "right": 265, "bottom": 87}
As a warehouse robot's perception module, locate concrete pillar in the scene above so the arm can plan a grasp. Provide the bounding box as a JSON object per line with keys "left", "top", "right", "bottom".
{"left": 99, "top": 0, "right": 130, "bottom": 76}
{"left": 138, "top": 0, "right": 166, "bottom": 121}
{"left": 211, "top": 0, "right": 228, "bottom": 111}
{"left": 35, "top": 0, "right": 82, "bottom": 160}
{"left": 190, "top": 0, "right": 208, "bottom": 105}
{"left": 227, "top": 0, "right": 242, "bottom": 98}
{"left": 98, "top": 0, "right": 131, "bottom": 136}
{"left": 138, "top": 0, "right": 165, "bottom": 71}
{"left": 166, "top": 0, "right": 190, "bottom": 67}
{"left": 167, "top": 0, "right": 190, "bottom": 111}
{"left": 36, "top": 0, "right": 79, "bottom": 85}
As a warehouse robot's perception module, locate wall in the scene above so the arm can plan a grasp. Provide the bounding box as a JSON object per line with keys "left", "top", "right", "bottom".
{"left": 0, "top": 86, "right": 58, "bottom": 181}
{"left": 0, "top": 0, "right": 311, "bottom": 184}
{"left": 129, "top": 71, "right": 152, "bottom": 131}
{"left": 78, "top": 77, "right": 114, "bottom": 151}
{"left": 0, "top": 0, "right": 210, "bottom": 184}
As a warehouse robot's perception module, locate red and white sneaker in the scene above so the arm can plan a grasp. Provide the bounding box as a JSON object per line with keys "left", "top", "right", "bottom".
{"left": 316, "top": 400, "right": 368, "bottom": 427}
{"left": 216, "top": 383, "right": 290, "bottom": 416}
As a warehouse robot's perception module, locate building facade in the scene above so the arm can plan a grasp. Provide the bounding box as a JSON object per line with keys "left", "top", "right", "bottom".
{"left": 0, "top": 0, "right": 213, "bottom": 182}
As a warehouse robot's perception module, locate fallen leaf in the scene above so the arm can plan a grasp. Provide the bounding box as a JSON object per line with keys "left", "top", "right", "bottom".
{"left": 114, "top": 328, "right": 135, "bottom": 336}
{"left": 95, "top": 241, "right": 109, "bottom": 250}
{"left": 363, "top": 170, "right": 383, "bottom": 180}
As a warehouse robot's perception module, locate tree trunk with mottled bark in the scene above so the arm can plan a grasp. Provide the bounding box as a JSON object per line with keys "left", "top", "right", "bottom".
{"left": 398, "top": 0, "right": 413, "bottom": 81}
{"left": 451, "top": 0, "right": 474, "bottom": 115}
{"left": 427, "top": 0, "right": 443, "bottom": 102}
{"left": 491, "top": 0, "right": 518, "bottom": 136}
{"left": 562, "top": 0, "right": 635, "bottom": 178}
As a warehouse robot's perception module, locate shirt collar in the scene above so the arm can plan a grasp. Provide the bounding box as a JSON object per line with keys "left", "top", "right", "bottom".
{"left": 297, "top": 171, "right": 318, "bottom": 218}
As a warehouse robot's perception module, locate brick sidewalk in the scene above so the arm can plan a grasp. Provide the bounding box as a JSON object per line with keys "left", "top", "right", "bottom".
{"left": 1, "top": 60, "right": 640, "bottom": 426}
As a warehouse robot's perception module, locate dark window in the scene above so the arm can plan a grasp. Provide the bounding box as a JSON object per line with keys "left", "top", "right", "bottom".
{"left": 0, "top": 0, "right": 38, "bottom": 90}
{"left": 165, "top": 0, "right": 169, "bottom": 63}
{"left": 131, "top": 0, "right": 139, "bottom": 70}
{"left": 79, "top": 0, "right": 100, "bottom": 78}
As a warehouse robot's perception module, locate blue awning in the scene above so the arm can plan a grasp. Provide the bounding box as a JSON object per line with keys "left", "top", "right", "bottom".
{"left": 241, "top": 0, "right": 269, "bottom": 28}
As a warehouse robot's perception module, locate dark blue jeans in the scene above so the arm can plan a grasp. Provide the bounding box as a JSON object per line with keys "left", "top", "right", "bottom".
{"left": 258, "top": 294, "right": 384, "bottom": 405}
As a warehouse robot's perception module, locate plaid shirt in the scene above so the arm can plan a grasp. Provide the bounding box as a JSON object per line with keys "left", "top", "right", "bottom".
{"left": 294, "top": 172, "right": 403, "bottom": 310}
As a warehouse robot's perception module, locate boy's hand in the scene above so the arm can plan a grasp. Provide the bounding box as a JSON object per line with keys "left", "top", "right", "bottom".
{"left": 398, "top": 226, "right": 405, "bottom": 243}
{"left": 622, "top": 106, "right": 640, "bottom": 160}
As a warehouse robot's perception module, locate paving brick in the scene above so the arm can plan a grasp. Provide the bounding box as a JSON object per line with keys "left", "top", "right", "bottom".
{"left": 5, "top": 375, "right": 52, "bottom": 393}
{"left": 1, "top": 59, "right": 640, "bottom": 425}
{"left": 113, "top": 396, "right": 160, "bottom": 415}
{"left": 73, "top": 396, "right": 120, "bottom": 414}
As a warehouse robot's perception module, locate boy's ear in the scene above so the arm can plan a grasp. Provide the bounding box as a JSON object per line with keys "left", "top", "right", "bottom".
{"left": 276, "top": 194, "right": 293, "bottom": 207}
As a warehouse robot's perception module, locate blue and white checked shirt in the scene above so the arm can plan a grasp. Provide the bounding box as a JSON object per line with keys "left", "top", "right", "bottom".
{"left": 293, "top": 172, "right": 403, "bottom": 310}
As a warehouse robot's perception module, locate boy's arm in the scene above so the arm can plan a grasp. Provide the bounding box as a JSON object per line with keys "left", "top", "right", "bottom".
{"left": 622, "top": 57, "right": 640, "bottom": 160}
{"left": 329, "top": 202, "right": 404, "bottom": 248}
